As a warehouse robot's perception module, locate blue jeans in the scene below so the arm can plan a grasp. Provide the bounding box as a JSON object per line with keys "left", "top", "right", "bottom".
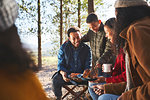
{"left": 88, "top": 82, "right": 106, "bottom": 100}
{"left": 88, "top": 69, "right": 105, "bottom": 100}
{"left": 98, "top": 94, "right": 120, "bottom": 100}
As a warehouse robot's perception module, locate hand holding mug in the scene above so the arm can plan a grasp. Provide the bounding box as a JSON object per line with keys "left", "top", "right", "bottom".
{"left": 102, "top": 64, "right": 112, "bottom": 77}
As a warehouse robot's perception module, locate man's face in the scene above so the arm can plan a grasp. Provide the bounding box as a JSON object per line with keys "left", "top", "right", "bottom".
{"left": 87, "top": 21, "right": 100, "bottom": 33}
{"left": 69, "top": 32, "right": 81, "bottom": 48}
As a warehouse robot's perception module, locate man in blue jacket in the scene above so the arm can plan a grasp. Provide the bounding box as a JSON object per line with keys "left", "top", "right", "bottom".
{"left": 52, "top": 27, "right": 92, "bottom": 100}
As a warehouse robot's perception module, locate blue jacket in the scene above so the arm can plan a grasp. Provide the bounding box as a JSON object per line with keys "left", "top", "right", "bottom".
{"left": 57, "top": 41, "right": 92, "bottom": 75}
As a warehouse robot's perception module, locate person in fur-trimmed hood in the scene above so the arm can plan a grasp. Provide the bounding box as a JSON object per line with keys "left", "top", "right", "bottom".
{"left": 92, "top": 0, "right": 150, "bottom": 100}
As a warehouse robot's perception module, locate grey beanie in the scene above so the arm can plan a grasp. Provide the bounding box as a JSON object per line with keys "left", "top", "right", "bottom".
{"left": 114, "top": 0, "right": 148, "bottom": 8}
{"left": 0, "top": 0, "right": 18, "bottom": 31}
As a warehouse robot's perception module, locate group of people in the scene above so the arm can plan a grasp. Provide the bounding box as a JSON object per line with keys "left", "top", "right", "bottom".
{"left": 0, "top": 0, "right": 150, "bottom": 100}
{"left": 52, "top": 0, "right": 150, "bottom": 100}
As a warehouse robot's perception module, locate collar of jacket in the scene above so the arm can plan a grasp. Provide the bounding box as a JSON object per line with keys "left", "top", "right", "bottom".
{"left": 119, "top": 16, "right": 150, "bottom": 40}
{"left": 98, "top": 22, "right": 104, "bottom": 32}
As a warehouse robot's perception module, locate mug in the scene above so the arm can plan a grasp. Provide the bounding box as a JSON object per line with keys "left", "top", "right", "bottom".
{"left": 102, "top": 64, "right": 112, "bottom": 77}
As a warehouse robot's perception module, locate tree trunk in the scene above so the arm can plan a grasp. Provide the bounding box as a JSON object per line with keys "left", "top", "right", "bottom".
{"left": 64, "top": 14, "right": 68, "bottom": 41}
{"left": 38, "top": 0, "right": 42, "bottom": 68}
{"left": 60, "top": 0, "right": 63, "bottom": 45}
{"left": 78, "top": 0, "right": 81, "bottom": 28}
{"left": 88, "top": 0, "right": 94, "bottom": 14}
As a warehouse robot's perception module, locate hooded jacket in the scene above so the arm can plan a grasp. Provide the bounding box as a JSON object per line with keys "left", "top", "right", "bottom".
{"left": 104, "top": 16, "right": 150, "bottom": 100}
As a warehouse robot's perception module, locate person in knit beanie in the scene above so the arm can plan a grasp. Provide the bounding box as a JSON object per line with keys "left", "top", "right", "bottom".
{"left": 0, "top": 0, "right": 50, "bottom": 100}
{"left": 92, "top": 0, "right": 150, "bottom": 100}
{"left": 0, "top": 0, "right": 18, "bottom": 31}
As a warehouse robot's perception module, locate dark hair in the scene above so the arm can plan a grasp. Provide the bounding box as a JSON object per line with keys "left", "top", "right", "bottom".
{"left": 67, "top": 27, "right": 80, "bottom": 37}
{"left": 114, "top": 5, "right": 150, "bottom": 54}
{"left": 0, "top": 25, "right": 38, "bottom": 73}
{"left": 86, "top": 13, "right": 99, "bottom": 23}
{"left": 105, "top": 18, "right": 116, "bottom": 29}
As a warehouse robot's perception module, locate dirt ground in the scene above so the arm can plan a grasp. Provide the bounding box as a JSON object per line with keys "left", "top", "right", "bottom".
{"left": 36, "top": 65, "right": 92, "bottom": 100}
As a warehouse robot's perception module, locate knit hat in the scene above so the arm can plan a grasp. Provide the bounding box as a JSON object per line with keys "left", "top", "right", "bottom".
{"left": 0, "top": 0, "right": 18, "bottom": 31}
{"left": 114, "top": 0, "right": 148, "bottom": 8}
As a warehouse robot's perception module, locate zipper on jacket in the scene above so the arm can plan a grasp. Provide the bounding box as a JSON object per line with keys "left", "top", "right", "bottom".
{"left": 95, "top": 33, "right": 97, "bottom": 60}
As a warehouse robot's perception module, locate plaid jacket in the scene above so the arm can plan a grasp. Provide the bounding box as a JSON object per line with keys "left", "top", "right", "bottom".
{"left": 81, "top": 24, "right": 114, "bottom": 66}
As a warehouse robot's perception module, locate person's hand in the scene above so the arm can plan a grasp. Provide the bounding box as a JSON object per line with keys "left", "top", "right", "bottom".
{"left": 90, "top": 76, "right": 106, "bottom": 83}
{"left": 72, "top": 78, "right": 82, "bottom": 82}
{"left": 70, "top": 73, "right": 81, "bottom": 78}
{"left": 92, "top": 85, "right": 104, "bottom": 95}
{"left": 102, "top": 65, "right": 104, "bottom": 72}
{"left": 83, "top": 69, "right": 91, "bottom": 78}
{"left": 70, "top": 73, "right": 82, "bottom": 82}
{"left": 60, "top": 71, "right": 70, "bottom": 82}
{"left": 95, "top": 63, "right": 102, "bottom": 68}
{"left": 89, "top": 66, "right": 99, "bottom": 79}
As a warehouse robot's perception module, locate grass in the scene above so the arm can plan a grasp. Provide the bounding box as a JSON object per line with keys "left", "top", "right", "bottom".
{"left": 42, "top": 56, "right": 58, "bottom": 66}
{"left": 33, "top": 56, "right": 58, "bottom": 67}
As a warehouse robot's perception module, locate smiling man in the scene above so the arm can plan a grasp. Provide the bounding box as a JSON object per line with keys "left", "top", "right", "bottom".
{"left": 52, "top": 27, "right": 92, "bottom": 100}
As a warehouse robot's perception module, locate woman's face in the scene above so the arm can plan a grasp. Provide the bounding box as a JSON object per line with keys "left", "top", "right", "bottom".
{"left": 115, "top": 9, "right": 118, "bottom": 17}
{"left": 104, "top": 25, "right": 113, "bottom": 43}
{"left": 115, "top": 9, "right": 118, "bottom": 21}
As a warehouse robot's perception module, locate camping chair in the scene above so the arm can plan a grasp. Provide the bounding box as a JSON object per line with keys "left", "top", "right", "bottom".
{"left": 51, "top": 72, "right": 89, "bottom": 100}
{"left": 62, "top": 83, "right": 88, "bottom": 100}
